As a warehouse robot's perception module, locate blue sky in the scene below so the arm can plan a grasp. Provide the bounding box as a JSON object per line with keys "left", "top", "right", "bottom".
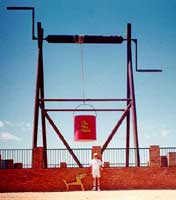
{"left": 0, "top": 0, "right": 176, "bottom": 149}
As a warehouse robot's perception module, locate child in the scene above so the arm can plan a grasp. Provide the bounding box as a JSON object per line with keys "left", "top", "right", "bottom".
{"left": 89, "top": 152, "right": 102, "bottom": 191}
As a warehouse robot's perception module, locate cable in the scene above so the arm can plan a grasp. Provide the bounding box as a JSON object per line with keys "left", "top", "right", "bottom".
{"left": 78, "top": 36, "right": 86, "bottom": 103}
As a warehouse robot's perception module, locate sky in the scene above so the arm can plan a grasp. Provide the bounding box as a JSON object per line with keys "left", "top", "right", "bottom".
{"left": 0, "top": 0, "right": 176, "bottom": 149}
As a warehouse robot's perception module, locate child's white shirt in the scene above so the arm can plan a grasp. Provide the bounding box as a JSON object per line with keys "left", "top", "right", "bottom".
{"left": 90, "top": 158, "right": 102, "bottom": 170}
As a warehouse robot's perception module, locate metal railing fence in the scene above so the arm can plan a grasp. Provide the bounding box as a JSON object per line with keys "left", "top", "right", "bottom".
{"left": 0, "top": 149, "right": 32, "bottom": 168}
{"left": 103, "top": 147, "right": 149, "bottom": 167}
{"left": 47, "top": 148, "right": 92, "bottom": 168}
{"left": 160, "top": 147, "right": 176, "bottom": 156}
{"left": 0, "top": 147, "right": 176, "bottom": 168}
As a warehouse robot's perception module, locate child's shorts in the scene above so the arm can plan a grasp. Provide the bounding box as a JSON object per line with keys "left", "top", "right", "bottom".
{"left": 92, "top": 169, "right": 101, "bottom": 178}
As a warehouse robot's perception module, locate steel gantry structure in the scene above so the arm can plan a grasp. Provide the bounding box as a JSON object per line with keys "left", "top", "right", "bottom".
{"left": 7, "top": 6, "right": 162, "bottom": 168}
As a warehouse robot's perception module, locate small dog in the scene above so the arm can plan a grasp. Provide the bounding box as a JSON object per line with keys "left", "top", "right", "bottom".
{"left": 63, "top": 173, "right": 87, "bottom": 191}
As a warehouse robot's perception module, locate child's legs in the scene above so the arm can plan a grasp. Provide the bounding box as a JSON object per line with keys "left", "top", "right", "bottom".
{"left": 93, "top": 177, "right": 96, "bottom": 187}
{"left": 92, "top": 169, "right": 101, "bottom": 188}
{"left": 97, "top": 177, "right": 100, "bottom": 187}
{"left": 92, "top": 177, "right": 101, "bottom": 187}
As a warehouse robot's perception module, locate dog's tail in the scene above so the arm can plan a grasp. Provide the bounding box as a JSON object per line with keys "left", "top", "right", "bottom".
{"left": 63, "top": 180, "right": 69, "bottom": 191}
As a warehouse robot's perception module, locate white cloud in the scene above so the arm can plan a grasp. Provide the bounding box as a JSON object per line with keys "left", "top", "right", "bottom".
{"left": 0, "top": 120, "right": 4, "bottom": 128}
{"left": 0, "top": 132, "right": 21, "bottom": 141}
{"left": 5, "top": 121, "right": 14, "bottom": 126}
{"left": 26, "top": 123, "right": 31, "bottom": 128}
{"left": 0, "top": 120, "right": 32, "bottom": 131}
{"left": 161, "top": 128, "right": 171, "bottom": 137}
{"left": 19, "top": 122, "right": 32, "bottom": 132}
{"left": 144, "top": 134, "right": 151, "bottom": 139}
{"left": 0, "top": 120, "right": 14, "bottom": 127}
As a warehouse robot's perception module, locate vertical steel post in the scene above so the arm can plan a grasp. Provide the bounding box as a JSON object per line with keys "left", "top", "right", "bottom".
{"left": 127, "top": 23, "right": 140, "bottom": 167}
{"left": 38, "top": 23, "right": 47, "bottom": 168}
{"left": 126, "top": 60, "right": 130, "bottom": 167}
{"left": 32, "top": 22, "right": 47, "bottom": 168}
{"left": 32, "top": 34, "right": 40, "bottom": 148}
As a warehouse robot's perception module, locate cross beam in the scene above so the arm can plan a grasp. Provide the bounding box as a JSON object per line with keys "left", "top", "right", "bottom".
{"left": 45, "top": 35, "right": 124, "bottom": 44}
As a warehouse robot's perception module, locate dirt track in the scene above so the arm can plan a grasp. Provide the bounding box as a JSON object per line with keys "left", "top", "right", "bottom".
{"left": 1, "top": 190, "right": 176, "bottom": 200}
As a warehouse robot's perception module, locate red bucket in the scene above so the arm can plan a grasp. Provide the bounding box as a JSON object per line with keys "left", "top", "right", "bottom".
{"left": 74, "top": 115, "right": 96, "bottom": 141}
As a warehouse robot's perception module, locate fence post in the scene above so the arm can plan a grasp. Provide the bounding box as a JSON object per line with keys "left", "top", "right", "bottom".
{"left": 92, "top": 146, "right": 102, "bottom": 160}
{"left": 32, "top": 147, "right": 44, "bottom": 168}
{"left": 14, "top": 163, "right": 23, "bottom": 169}
{"left": 160, "top": 156, "right": 168, "bottom": 167}
{"left": 60, "top": 162, "right": 67, "bottom": 168}
{"left": 168, "top": 152, "right": 176, "bottom": 167}
{"left": 5, "top": 159, "right": 14, "bottom": 169}
{"left": 149, "top": 145, "right": 160, "bottom": 167}
{"left": 103, "top": 161, "right": 110, "bottom": 168}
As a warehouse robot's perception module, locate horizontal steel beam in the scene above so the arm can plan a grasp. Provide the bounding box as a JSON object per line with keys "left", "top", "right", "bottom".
{"left": 40, "top": 98, "right": 131, "bottom": 102}
{"left": 136, "top": 69, "right": 162, "bottom": 72}
{"left": 7, "top": 6, "right": 34, "bottom": 10}
{"left": 45, "top": 35, "right": 124, "bottom": 44}
{"left": 45, "top": 109, "right": 125, "bottom": 112}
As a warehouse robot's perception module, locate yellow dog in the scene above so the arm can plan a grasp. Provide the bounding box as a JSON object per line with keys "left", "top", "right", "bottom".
{"left": 63, "top": 173, "right": 87, "bottom": 191}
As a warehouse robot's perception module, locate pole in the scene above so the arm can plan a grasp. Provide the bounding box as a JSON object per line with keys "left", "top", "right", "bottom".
{"left": 38, "top": 22, "right": 48, "bottom": 168}
{"left": 32, "top": 22, "right": 47, "bottom": 168}
{"left": 126, "top": 40, "right": 131, "bottom": 167}
{"left": 127, "top": 23, "right": 140, "bottom": 166}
